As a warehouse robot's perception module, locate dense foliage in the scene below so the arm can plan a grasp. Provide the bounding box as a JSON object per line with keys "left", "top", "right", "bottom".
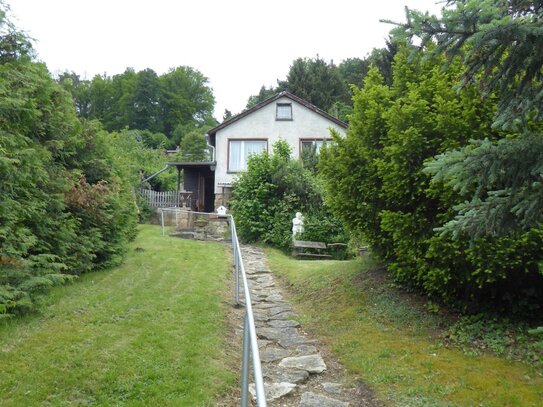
{"left": 173, "top": 129, "right": 211, "bottom": 162}
{"left": 389, "top": 0, "right": 543, "bottom": 238}
{"left": 108, "top": 128, "right": 178, "bottom": 192}
{"left": 319, "top": 46, "right": 543, "bottom": 315}
{"left": 230, "top": 140, "right": 346, "bottom": 250}
{"left": 58, "top": 66, "right": 215, "bottom": 182}
{"left": 246, "top": 45, "right": 397, "bottom": 123}
{"left": 58, "top": 66, "right": 216, "bottom": 147}
{"left": 0, "top": 8, "right": 138, "bottom": 316}
{"left": 277, "top": 56, "right": 350, "bottom": 113}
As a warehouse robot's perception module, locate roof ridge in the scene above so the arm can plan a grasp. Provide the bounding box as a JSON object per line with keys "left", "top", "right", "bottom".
{"left": 207, "top": 91, "right": 347, "bottom": 135}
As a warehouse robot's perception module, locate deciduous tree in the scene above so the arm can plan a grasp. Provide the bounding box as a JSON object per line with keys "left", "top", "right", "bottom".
{"left": 159, "top": 66, "right": 215, "bottom": 136}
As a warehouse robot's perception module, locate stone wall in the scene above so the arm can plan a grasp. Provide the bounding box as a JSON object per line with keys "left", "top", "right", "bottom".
{"left": 148, "top": 208, "right": 231, "bottom": 242}
{"left": 149, "top": 209, "right": 193, "bottom": 228}
{"left": 192, "top": 215, "right": 231, "bottom": 242}
{"left": 214, "top": 190, "right": 233, "bottom": 209}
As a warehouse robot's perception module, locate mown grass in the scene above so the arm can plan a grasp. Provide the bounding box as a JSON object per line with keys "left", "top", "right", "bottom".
{"left": 266, "top": 249, "right": 543, "bottom": 407}
{"left": 0, "top": 225, "right": 238, "bottom": 406}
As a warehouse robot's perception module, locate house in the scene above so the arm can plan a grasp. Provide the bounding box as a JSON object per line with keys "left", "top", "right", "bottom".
{"left": 176, "top": 91, "right": 348, "bottom": 212}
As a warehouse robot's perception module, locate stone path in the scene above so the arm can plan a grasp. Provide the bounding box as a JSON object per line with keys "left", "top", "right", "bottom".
{"left": 238, "top": 245, "right": 379, "bottom": 407}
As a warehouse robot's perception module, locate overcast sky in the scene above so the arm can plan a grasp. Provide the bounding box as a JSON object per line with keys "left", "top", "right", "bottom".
{"left": 9, "top": 0, "right": 444, "bottom": 121}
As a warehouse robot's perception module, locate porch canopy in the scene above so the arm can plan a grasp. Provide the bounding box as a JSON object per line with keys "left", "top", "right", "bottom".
{"left": 143, "top": 161, "right": 216, "bottom": 212}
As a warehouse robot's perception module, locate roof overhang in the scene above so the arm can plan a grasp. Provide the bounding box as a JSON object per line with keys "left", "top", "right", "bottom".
{"left": 165, "top": 161, "right": 217, "bottom": 170}
{"left": 207, "top": 91, "right": 348, "bottom": 136}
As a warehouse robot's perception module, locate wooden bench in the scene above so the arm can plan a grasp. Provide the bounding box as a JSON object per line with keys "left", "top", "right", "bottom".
{"left": 327, "top": 242, "right": 348, "bottom": 259}
{"left": 291, "top": 240, "right": 332, "bottom": 259}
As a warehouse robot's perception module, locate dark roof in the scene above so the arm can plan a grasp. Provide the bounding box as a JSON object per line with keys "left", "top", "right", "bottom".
{"left": 207, "top": 91, "right": 348, "bottom": 136}
{"left": 165, "top": 161, "right": 216, "bottom": 169}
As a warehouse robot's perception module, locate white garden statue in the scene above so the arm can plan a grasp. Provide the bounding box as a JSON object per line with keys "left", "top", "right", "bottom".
{"left": 292, "top": 212, "right": 304, "bottom": 238}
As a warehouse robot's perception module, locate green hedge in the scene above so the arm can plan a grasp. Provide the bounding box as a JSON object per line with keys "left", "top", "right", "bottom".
{"left": 319, "top": 46, "right": 543, "bottom": 316}
{"left": 0, "top": 47, "right": 137, "bottom": 316}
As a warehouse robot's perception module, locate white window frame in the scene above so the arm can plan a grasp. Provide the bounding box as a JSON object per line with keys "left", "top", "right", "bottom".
{"left": 228, "top": 139, "right": 268, "bottom": 172}
{"left": 276, "top": 103, "right": 293, "bottom": 120}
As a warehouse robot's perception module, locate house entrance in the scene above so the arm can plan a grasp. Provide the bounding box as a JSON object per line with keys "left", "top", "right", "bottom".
{"left": 183, "top": 165, "right": 215, "bottom": 212}
{"left": 196, "top": 173, "right": 215, "bottom": 212}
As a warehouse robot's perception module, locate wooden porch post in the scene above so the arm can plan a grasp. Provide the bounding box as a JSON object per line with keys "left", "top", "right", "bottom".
{"left": 176, "top": 165, "right": 181, "bottom": 207}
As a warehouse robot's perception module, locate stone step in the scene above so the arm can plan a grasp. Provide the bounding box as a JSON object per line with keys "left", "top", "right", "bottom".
{"left": 279, "top": 354, "right": 327, "bottom": 374}
{"left": 262, "top": 365, "right": 310, "bottom": 384}
{"left": 249, "top": 382, "right": 296, "bottom": 402}
{"left": 299, "top": 392, "right": 350, "bottom": 407}
{"left": 169, "top": 231, "right": 196, "bottom": 239}
{"left": 239, "top": 244, "right": 357, "bottom": 407}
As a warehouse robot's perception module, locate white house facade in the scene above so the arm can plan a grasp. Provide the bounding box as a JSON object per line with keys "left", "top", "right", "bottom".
{"left": 172, "top": 92, "right": 347, "bottom": 211}
{"left": 207, "top": 91, "right": 347, "bottom": 208}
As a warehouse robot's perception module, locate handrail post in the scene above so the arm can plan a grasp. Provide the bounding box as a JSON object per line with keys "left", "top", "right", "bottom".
{"left": 235, "top": 253, "right": 240, "bottom": 305}
{"left": 161, "top": 209, "right": 165, "bottom": 236}
{"left": 231, "top": 216, "right": 240, "bottom": 305}
{"left": 240, "top": 313, "right": 250, "bottom": 407}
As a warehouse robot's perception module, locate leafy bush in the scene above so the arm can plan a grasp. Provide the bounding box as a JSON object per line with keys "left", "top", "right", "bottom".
{"left": 302, "top": 207, "right": 349, "bottom": 244}
{"left": 230, "top": 140, "right": 346, "bottom": 251}
{"left": 109, "top": 128, "right": 177, "bottom": 192}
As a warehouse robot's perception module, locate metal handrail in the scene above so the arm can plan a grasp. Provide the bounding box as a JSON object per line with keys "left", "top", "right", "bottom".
{"left": 229, "top": 215, "right": 267, "bottom": 407}
{"left": 159, "top": 207, "right": 266, "bottom": 405}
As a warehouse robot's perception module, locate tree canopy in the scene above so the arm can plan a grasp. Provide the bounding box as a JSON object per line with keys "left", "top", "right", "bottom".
{"left": 58, "top": 66, "right": 216, "bottom": 147}
{"left": 389, "top": 0, "right": 543, "bottom": 128}
{"left": 0, "top": 5, "right": 32, "bottom": 63}
{"left": 245, "top": 46, "right": 399, "bottom": 123}
{"left": 387, "top": 0, "right": 543, "bottom": 238}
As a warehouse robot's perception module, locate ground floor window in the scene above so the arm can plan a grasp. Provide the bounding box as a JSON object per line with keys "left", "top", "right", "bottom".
{"left": 300, "top": 139, "right": 331, "bottom": 156}
{"left": 228, "top": 139, "right": 267, "bottom": 172}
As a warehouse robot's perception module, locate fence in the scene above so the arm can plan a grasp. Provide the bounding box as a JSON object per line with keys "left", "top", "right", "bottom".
{"left": 159, "top": 207, "right": 267, "bottom": 406}
{"left": 141, "top": 189, "right": 192, "bottom": 209}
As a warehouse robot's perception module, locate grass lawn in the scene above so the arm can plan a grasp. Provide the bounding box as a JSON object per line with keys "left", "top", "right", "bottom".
{"left": 0, "top": 225, "right": 238, "bottom": 406}
{"left": 266, "top": 248, "right": 543, "bottom": 407}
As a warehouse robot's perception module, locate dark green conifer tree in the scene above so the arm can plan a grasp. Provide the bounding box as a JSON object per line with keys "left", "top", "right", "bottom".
{"left": 388, "top": 0, "right": 543, "bottom": 237}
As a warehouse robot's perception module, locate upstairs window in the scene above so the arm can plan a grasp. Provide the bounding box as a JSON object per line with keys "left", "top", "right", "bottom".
{"left": 276, "top": 103, "right": 292, "bottom": 120}
{"left": 228, "top": 139, "right": 267, "bottom": 172}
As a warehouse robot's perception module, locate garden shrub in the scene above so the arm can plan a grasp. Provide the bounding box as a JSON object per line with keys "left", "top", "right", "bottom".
{"left": 0, "top": 22, "right": 138, "bottom": 316}
{"left": 319, "top": 45, "right": 543, "bottom": 316}
{"left": 230, "top": 140, "right": 347, "bottom": 251}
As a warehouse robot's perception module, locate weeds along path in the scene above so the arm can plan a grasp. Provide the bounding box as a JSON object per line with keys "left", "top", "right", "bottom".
{"left": 238, "top": 245, "right": 381, "bottom": 407}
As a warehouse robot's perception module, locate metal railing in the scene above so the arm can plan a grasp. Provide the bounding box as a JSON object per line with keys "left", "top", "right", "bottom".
{"left": 159, "top": 207, "right": 266, "bottom": 405}
{"left": 230, "top": 215, "right": 267, "bottom": 407}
